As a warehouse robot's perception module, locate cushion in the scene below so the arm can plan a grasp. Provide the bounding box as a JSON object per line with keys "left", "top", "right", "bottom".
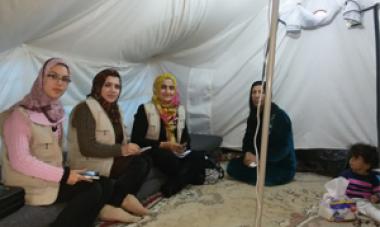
{"left": 0, "top": 204, "right": 65, "bottom": 227}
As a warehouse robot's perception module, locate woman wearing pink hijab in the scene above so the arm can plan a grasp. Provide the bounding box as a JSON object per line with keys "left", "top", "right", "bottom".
{"left": 1, "top": 58, "right": 133, "bottom": 226}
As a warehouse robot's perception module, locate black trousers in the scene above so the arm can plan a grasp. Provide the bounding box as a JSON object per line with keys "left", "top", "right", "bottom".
{"left": 51, "top": 177, "right": 113, "bottom": 227}
{"left": 148, "top": 149, "right": 205, "bottom": 197}
{"left": 108, "top": 154, "right": 151, "bottom": 206}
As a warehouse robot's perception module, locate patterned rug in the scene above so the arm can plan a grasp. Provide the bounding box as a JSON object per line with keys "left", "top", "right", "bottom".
{"left": 97, "top": 171, "right": 380, "bottom": 227}
{"left": 97, "top": 172, "right": 348, "bottom": 227}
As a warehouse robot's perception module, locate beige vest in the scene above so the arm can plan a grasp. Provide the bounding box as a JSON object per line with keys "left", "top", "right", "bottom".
{"left": 1, "top": 108, "right": 61, "bottom": 205}
{"left": 68, "top": 97, "right": 128, "bottom": 177}
{"left": 144, "top": 103, "right": 185, "bottom": 143}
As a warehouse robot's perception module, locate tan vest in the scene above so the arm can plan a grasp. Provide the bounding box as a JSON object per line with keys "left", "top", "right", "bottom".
{"left": 144, "top": 103, "right": 185, "bottom": 143}
{"left": 68, "top": 97, "right": 128, "bottom": 177}
{"left": 1, "top": 108, "right": 61, "bottom": 205}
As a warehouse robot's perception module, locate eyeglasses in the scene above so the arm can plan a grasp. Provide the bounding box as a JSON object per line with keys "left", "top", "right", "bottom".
{"left": 46, "top": 73, "right": 71, "bottom": 83}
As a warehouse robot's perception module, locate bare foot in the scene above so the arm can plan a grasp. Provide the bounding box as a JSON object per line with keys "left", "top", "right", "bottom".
{"left": 99, "top": 204, "right": 141, "bottom": 223}
{"left": 121, "top": 194, "right": 149, "bottom": 216}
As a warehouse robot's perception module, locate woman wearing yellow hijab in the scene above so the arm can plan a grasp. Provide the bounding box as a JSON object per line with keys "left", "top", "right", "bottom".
{"left": 151, "top": 73, "right": 180, "bottom": 144}
{"left": 131, "top": 73, "right": 205, "bottom": 197}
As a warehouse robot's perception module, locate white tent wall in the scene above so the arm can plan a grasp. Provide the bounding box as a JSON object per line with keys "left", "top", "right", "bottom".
{"left": 276, "top": 1, "right": 378, "bottom": 148}
{"left": 0, "top": 0, "right": 378, "bottom": 151}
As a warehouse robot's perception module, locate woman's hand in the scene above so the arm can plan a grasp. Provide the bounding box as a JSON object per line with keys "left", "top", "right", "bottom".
{"left": 121, "top": 143, "right": 142, "bottom": 156}
{"left": 243, "top": 152, "right": 257, "bottom": 166}
{"left": 66, "top": 170, "right": 92, "bottom": 185}
{"left": 160, "top": 141, "right": 185, "bottom": 154}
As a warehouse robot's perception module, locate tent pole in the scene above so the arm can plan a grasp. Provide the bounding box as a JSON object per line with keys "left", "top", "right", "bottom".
{"left": 373, "top": 4, "right": 380, "bottom": 152}
{"left": 255, "top": 0, "right": 280, "bottom": 226}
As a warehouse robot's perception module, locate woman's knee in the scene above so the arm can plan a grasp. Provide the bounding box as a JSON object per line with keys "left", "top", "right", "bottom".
{"left": 130, "top": 156, "right": 151, "bottom": 176}
{"left": 99, "top": 177, "right": 114, "bottom": 197}
{"left": 226, "top": 158, "right": 243, "bottom": 175}
{"left": 188, "top": 150, "right": 205, "bottom": 161}
{"left": 86, "top": 178, "right": 113, "bottom": 204}
{"left": 227, "top": 158, "right": 257, "bottom": 182}
{"left": 263, "top": 167, "right": 295, "bottom": 186}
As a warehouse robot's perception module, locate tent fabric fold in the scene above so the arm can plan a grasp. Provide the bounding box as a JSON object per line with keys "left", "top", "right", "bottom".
{"left": 0, "top": 0, "right": 378, "bottom": 149}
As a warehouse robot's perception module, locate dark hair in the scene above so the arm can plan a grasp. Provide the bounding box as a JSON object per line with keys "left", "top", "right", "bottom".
{"left": 249, "top": 80, "right": 266, "bottom": 111}
{"left": 89, "top": 68, "right": 121, "bottom": 99}
{"left": 349, "top": 143, "right": 378, "bottom": 170}
{"left": 88, "top": 68, "right": 122, "bottom": 124}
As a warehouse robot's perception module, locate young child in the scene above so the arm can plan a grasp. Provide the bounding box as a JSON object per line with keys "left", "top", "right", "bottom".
{"left": 340, "top": 143, "right": 380, "bottom": 221}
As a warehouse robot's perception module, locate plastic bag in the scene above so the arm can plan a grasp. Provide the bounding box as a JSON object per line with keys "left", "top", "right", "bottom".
{"left": 318, "top": 177, "right": 357, "bottom": 222}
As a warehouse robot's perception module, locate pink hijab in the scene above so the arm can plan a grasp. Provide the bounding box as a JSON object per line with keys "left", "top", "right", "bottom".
{"left": 13, "top": 58, "right": 70, "bottom": 123}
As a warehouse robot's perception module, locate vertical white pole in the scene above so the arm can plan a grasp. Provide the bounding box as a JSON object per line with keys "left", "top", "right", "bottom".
{"left": 255, "top": 0, "right": 280, "bottom": 226}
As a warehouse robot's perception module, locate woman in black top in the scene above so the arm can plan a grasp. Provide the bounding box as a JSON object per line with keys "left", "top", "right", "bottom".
{"left": 131, "top": 73, "right": 205, "bottom": 197}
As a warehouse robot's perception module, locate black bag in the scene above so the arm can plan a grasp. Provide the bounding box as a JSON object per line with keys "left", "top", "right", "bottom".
{"left": 203, "top": 155, "right": 224, "bottom": 185}
{"left": 0, "top": 184, "right": 25, "bottom": 219}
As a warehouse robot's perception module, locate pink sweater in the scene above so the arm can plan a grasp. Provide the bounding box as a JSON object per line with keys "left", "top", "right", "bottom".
{"left": 3, "top": 109, "right": 64, "bottom": 182}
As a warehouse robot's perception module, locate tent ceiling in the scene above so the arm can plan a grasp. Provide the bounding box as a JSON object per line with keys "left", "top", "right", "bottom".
{"left": 0, "top": 0, "right": 378, "bottom": 149}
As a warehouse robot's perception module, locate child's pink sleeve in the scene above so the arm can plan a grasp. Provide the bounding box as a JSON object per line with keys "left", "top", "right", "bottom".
{"left": 3, "top": 110, "right": 64, "bottom": 182}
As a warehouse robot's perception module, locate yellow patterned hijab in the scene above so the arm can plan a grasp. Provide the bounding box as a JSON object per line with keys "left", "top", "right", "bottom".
{"left": 152, "top": 73, "right": 180, "bottom": 142}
